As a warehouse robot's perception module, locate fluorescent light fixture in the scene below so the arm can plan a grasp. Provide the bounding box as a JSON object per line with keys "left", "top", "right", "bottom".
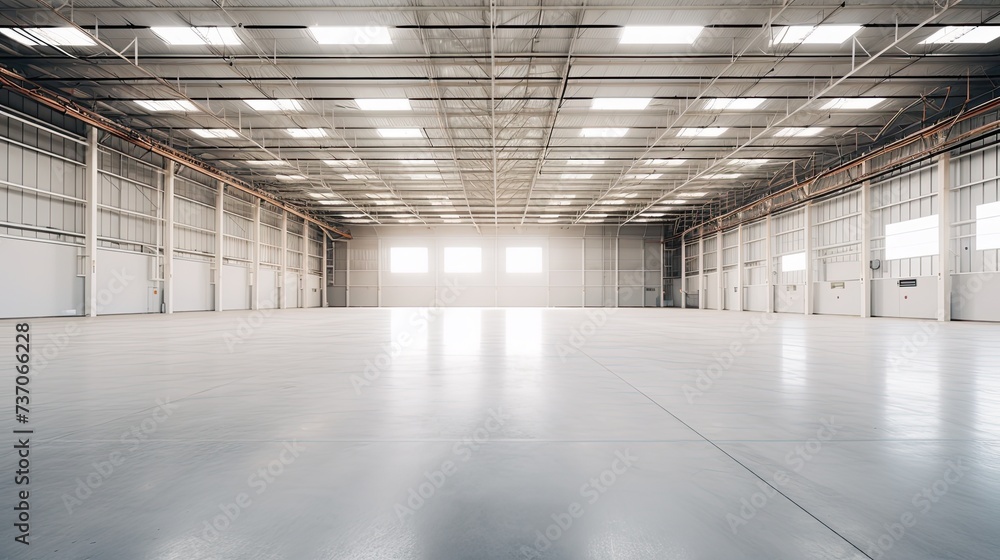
{"left": 620, "top": 26, "right": 703, "bottom": 45}
{"left": 658, "top": 200, "right": 686, "bottom": 205}
{"left": 442, "top": 219, "right": 463, "bottom": 224}
{"left": 247, "top": 160, "right": 287, "bottom": 167}
{"left": 580, "top": 128, "right": 628, "bottom": 138}
{"left": 286, "top": 128, "right": 327, "bottom": 138}
{"left": 642, "top": 213, "right": 665, "bottom": 218}
{"left": 591, "top": 98, "right": 651, "bottom": 110}
{"left": 921, "top": 26, "right": 1000, "bottom": 44}
{"left": 0, "top": 27, "right": 95, "bottom": 47}
{"left": 323, "top": 159, "right": 361, "bottom": 166}
{"left": 599, "top": 199, "right": 626, "bottom": 205}
{"left": 190, "top": 128, "right": 238, "bottom": 138}
{"left": 702, "top": 173, "right": 741, "bottom": 180}
{"left": 309, "top": 26, "right": 392, "bottom": 45}
{"left": 400, "top": 159, "right": 434, "bottom": 165}
{"left": 339, "top": 213, "right": 367, "bottom": 218}
{"left": 377, "top": 128, "right": 423, "bottom": 138}
{"left": 355, "top": 98, "right": 411, "bottom": 111}
{"left": 151, "top": 27, "right": 241, "bottom": 46}
{"left": 627, "top": 173, "right": 662, "bottom": 180}
{"left": 373, "top": 200, "right": 399, "bottom": 206}
{"left": 344, "top": 219, "right": 373, "bottom": 223}
{"left": 704, "top": 98, "right": 766, "bottom": 111}
{"left": 398, "top": 219, "right": 420, "bottom": 224}
{"left": 134, "top": 99, "right": 199, "bottom": 112}
{"left": 538, "top": 219, "right": 559, "bottom": 224}
{"left": 579, "top": 219, "right": 605, "bottom": 223}
{"left": 539, "top": 214, "right": 561, "bottom": 219}
{"left": 677, "top": 192, "right": 708, "bottom": 198}
{"left": 588, "top": 213, "right": 608, "bottom": 218}
{"left": 561, "top": 173, "right": 592, "bottom": 179}
{"left": 317, "top": 200, "right": 346, "bottom": 205}
{"left": 678, "top": 127, "right": 727, "bottom": 137}
{"left": 773, "top": 25, "right": 861, "bottom": 45}
{"left": 548, "top": 200, "right": 572, "bottom": 206}
{"left": 245, "top": 99, "right": 303, "bottom": 112}
{"left": 567, "top": 160, "right": 605, "bottom": 165}
{"left": 276, "top": 174, "right": 305, "bottom": 181}
{"left": 727, "top": 158, "right": 769, "bottom": 166}
{"left": 341, "top": 174, "right": 371, "bottom": 180}
{"left": 775, "top": 127, "right": 824, "bottom": 137}
{"left": 645, "top": 159, "right": 686, "bottom": 166}
{"left": 620, "top": 192, "right": 639, "bottom": 198}
{"left": 821, "top": 98, "right": 885, "bottom": 110}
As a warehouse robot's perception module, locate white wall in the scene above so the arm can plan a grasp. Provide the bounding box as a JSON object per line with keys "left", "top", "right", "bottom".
{"left": 173, "top": 258, "right": 213, "bottom": 312}
{"left": 337, "top": 225, "right": 661, "bottom": 307}
{"left": 95, "top": 248, "right": 156, "bottom": 315}
{"left": 0, "top": 238, "right": 83, "bottom": 318}
{"left": 221, "top": 264, "right": 249, "bottom": 311}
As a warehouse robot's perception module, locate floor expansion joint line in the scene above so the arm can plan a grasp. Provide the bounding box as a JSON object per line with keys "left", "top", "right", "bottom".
{"left": 577, "top": 348, "right": 876, "bottom": 560}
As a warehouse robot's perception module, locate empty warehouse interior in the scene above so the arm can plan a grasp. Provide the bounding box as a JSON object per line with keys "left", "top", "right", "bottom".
{"left": 1, "top": 1, "right": 1000, "bottom": 559}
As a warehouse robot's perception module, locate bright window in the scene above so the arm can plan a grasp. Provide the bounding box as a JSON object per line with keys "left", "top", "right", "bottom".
{"left": 976, "top": 201, "right": 1000, "bottom": 250}
{"left": 444, "top": 247, "right": 482, "bottom": 273}
{"left": 390, "top": 247, "right": 428, "bottom": 273}
{"left": 885, "top": 215, "right": 939, "bottom": 260}
{"left": 781, "top": 252, "right": 807, "bottom": 272}
{"left": 506, "top": 247, "right": 543, "bottom": 274}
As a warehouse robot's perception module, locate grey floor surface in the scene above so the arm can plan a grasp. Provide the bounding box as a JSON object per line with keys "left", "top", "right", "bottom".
{"left": 1, "top": 307, "right": 998, "bottom": 560}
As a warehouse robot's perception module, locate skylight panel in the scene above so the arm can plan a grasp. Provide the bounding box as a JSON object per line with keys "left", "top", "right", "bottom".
{"left": 151, "top": 27, "right": 241, "bottom": 46}
{"left": 591, "top": 98, "right": 651, "bottom": 110}
{"left": 247, "top": 160, "right": 287, "bottom": 167}
{"left": 580, "top": 128, "right": 628, "bottom": 137}
{"left": 0, "top": 27, "right": 95, "bottom": 46}
{"left": 620, "top": 26, "right": 703, "bottom": 45}
{"left": 645, "top": 159, "right": 687, "bottom": 166}
{"left": 400, "top": 160, "right": 435, "bottom": 165}
{"left": 378, "top": 128, "right": 423, "bottom": 138}
{"left": 190, "top": 128, "right": 238, "bottom": 139}
{"left": 323, "top": 159, "right": 361, "bottom": 166}
{"left": 355, "top": 98, "right": 412, "bottom": 111}
{"left": 821, "top": 98, "right": 885, "bottom": 110}
{"left": 704, "top": 98, "right": 766, "bottom": 111}
{"left": 310, "top": 26, "right": 392, "bottom": 45}
{"left": 921, "top": 26, "right": 1000, "bottom": 44}
{"left": 135, "top": 99, "right": 198, "bottom": 112}
{"left": 775, "top": 127, "right": 825, "bottom": 137}
{"left": 286, "top": 128, "right": 327, "bottom": 138}
{"left": 567, "top": 160, "right": 605, "bottom": 165}
{"left": 245, "top": 99, "right": 303, "bottom": 112}
{"left": 678, "top": 127, "right": 728, "bottom": 137}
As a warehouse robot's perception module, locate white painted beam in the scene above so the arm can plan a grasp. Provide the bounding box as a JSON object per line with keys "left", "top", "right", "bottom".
{"left": 938, "top": 152, "right": 952, "bottom": 322}
{"left": 163, "top": 162, "right": 175, "bottom": 314}
{"left": 84, "top": 127, "right": 98, "bottom": 317}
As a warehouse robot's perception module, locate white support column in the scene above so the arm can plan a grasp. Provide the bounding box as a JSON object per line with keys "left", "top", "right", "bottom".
{"left": 938, "top": 152, "right": 952, "bottom": 322}
{"left": 860, "top": 162, "right": 872, "bottom": 318}
{"left": 765, "top": 214, "right": 774, "bottom": 313}
{"left": 279, "top": 210, "right": 288, "bottom": 310}
{"left": 614, "top": 237, "right": 620, "bottom": 308}
{"left": 680, "top": 236, "right": 687, "bottom": 309}
{"left": 736, "top": 224, "right": 744, "bottom": 312}
{"left": 84, "top": 127, "right": 99, "bottom": 317}
{"left": 804, "top": 202, "right": 813, "bottom": 316}
{"left": 321, "top": 232, "right": 328, "bottom": 308}
{"left": 251, "top": 199, "right": 261, "bottom": 311}
{"left": 214, "top": 182, "right": 224, "bottom": 311}
{"left": 698, "top": 237, "right": 706, "bottom": 309}
{"left": 163, "top": 162, "right": 175, "bottom": 314}
{"left": 716, "top": 230, "right": 724, "bottom": 310}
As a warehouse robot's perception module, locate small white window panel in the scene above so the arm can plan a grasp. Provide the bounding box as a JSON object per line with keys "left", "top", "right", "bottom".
{"left": 678, "top": 127, "right": 728, "bottom": 137}
{"left": 355, "top": 98, "right": 411, "bottom": 111}
{"left": 885, "top": 215, "right": 939, "bottom": 260}
{"left": 151, "top": 27, "right": 241, "bottom": 46}
{"left": 190, "top": 128, "right": 238, "bottom": 138}
{"left": 309, "top": 26, "right": 392, "bottom": 45}
{"left": 704, "top": 98, "right": 766, "bottom": 111}
{"left": 390, "top": 247, "right": 428, "bottom": 273}
{"left": 591, "top": 98, "right": 651, "bottom": 110}
{"left": 620, "top": 26, "right": 703, "bottom": 45}
{"left": 976, "top": 201, "right": 1000, "bottom": 250}
{"left": 781, "top": 252, "right": 807, "bottom": 272}
{"left": 580, "top": 128, "right": 628, "bottom": 138}
{"left": 506, "top": 247, "right": 543, "bottom": 274}
{"left": 822, "top": 98, "right": 885, "bottom": 110}
{"left": 286, "top": 128, "right": 327, "bottom": 138}
{"left": 444, "top": 247, "right": 482, "bottom": 274}
{"left": 378, "top": 128, "right": 423, "bottom": 138}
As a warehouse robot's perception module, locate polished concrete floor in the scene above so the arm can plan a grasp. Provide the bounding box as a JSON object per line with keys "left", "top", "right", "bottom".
{"left": 2, "top": 307, "right": 999, "bottom": 559}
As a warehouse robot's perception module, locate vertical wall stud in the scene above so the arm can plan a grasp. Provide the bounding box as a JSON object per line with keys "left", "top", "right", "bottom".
{"left": 938, "top": 152, "right": 952, "bottom": 322}
{"left": 163, "top": 162, "right": 175, "bottom": 314}
{"left": 84, "top": 127, "right": 99, "bottom": 317}
{"left": 860, "top": 161, "right": 872, "bottom": 318}
{"left": 279, "top": 210, "right": 288, "bottom": 309}
{"left": 214, "top": 181, "right": 224, "bottom": 312}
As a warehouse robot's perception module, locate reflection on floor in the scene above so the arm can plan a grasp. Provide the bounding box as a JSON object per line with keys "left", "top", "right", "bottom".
{"left": 5, "top": 308, "right": 999, "bottom": 559}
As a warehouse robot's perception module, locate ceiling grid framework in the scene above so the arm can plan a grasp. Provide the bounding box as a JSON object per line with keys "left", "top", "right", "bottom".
{"left": 1, "top": 0, "right": 999, "bottom": 233}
